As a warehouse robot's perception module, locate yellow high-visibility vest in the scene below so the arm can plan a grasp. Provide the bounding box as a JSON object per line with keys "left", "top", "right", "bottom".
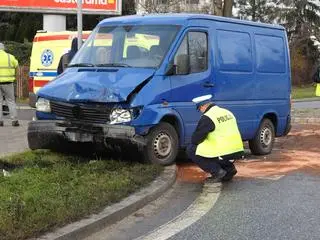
{"left": 316, "top": 83, "right": 320, "bottom": 97}
{"left": 196, "top": 106, "right": 244, "bottom": 158}
{"left": 0, "top": 50, "right": 18, "bottom": 83}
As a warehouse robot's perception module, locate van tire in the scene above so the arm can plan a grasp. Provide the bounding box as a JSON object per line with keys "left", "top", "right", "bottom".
{"left": 143, "top": 122, "right": 179, "bottom": 165}
{"left": 249, "top": 118, "right": 275, "bottom": 155}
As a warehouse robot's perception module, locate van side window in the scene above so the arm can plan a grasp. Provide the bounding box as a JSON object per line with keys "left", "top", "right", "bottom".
{"left": 174, "top": 37, "right": 188, "bottom": 74}
{"left": 174, "top": 31, "right": 208, "bottom": 75}
{"left": 189, "top": 32, "right": 208, "bottom": 73}
{"left": 217, "top": 30, "right": 252, "bottom": 72}
{"left": 255, "top": 35, "right": 286, "bottom": 73}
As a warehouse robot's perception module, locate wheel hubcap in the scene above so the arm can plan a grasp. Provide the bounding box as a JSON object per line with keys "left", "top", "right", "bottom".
{"left": 153, "top": 133, "right": 172, "bottom": 158}
{"left": 260, "top": 127, "right": 272, "bottom": 147}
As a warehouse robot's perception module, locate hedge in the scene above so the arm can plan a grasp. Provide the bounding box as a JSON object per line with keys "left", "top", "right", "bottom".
{"left": 3, "top": 41, "right": 32, "bottom": 66}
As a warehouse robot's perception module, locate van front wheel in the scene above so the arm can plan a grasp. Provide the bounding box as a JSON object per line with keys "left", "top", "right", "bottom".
{"left": 249, "top": 118, "right": 275, "bottom": 155}
{"left": 143, "top": 122, "right": 179, "bottom": 165}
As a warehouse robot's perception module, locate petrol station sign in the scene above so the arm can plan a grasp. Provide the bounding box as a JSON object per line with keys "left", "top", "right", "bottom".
{"left": 0, "top": 0, "right": 121, "bottom": 15}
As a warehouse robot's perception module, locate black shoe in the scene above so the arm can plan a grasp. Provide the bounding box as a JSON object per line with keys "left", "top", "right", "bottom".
{"left": 207, "top": 169, "right": 227, "bottom": 182}
{"left": 12, "top": 120, "right": 19, "bottom": 127}
{"left": 216, "top": 169, "right": 227, "bottom": 179}
{"left": 222, "top": 169, "right": 237, "bottom": 182}
{"left": 0, "top": 121, "right": 3, "bottom": 127}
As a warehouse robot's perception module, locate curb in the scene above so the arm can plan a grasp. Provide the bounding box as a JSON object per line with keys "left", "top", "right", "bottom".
{"left": 293, "top": 97, "right": 320, "bottom": 102}
{"left": 36, "top": 165, "right": 177, "bottom": 240}
{"left": 292, "top": 117, "right": 320, "bottom": 124}
{"left": 17, "top": 105, "right": 33, "bottom": 110}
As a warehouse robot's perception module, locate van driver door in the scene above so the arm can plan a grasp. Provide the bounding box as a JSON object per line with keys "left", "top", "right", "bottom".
{"left": 166, "top": 28, "right": 214, "bottom": 145}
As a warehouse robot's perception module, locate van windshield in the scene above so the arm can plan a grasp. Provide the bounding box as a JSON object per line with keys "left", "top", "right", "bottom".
{"left": 70, "top": 25, "right": 180, "bottom": 68}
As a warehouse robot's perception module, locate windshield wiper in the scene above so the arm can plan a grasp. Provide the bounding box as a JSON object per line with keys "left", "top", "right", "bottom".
{"left": 68, "top": 63, "right": 95, "bottom": 68}
{"left": 95, "top": 63, "right": 132, "bottom": 68}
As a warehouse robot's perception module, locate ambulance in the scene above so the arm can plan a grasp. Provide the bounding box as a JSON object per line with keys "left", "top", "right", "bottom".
{"left": 28, "top": 30, "right": 159, "bottom": 107}
{"left": 28, "top": 31, "right": 90, "bottom": 107}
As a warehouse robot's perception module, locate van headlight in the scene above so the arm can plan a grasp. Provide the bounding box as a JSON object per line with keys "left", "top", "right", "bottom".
{"left": 109, "top": 107, "right": 142, "bottom": 124}
{"left": 36, "top": 98, "right": 51, "bottom": 112}
{"left": 109, "top": 109, "right": 132, "bottom": 124}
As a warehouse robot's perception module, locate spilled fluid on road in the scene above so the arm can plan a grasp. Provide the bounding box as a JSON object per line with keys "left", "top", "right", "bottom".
{"left": 176, "top": 125, "right": 320, "bottom": 183}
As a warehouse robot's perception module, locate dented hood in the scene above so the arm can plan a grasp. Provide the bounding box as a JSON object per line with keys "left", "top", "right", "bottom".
{"left": 37, "top": 68, "right": 155, "bottom": 103}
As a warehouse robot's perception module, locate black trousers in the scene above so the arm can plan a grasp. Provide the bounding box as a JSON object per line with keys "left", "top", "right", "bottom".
{"left": 187, "top": 144, "right": 237, "bottom": 179}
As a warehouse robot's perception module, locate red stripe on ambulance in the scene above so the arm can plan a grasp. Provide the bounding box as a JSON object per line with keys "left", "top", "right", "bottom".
{"left": 34, "top": 33, "right": 91, "bottom": 42}
{"left": 34, "top": 80, "right": 50, "bottom": 87}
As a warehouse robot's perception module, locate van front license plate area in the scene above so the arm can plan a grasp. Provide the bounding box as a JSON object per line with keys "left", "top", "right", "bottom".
{"left": 64, "top": 132, "right": 93, "bottom": 142}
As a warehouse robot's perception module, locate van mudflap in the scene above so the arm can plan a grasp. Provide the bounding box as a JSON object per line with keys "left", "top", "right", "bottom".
{"left": 283, "top": 115, "right": 291, "bottom": 136}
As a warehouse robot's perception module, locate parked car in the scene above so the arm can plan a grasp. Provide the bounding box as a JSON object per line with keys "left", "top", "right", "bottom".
{"left": 28, "top": 14, "right": 291, "bottom": 165}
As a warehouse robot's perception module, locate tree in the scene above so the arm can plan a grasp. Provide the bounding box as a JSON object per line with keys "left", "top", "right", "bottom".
{"left": 235, "top": 0, "right": 277, "bottom": 22}
{"left": 280, "top": 0, "right": 320, "bottom": 84}
{"left": 223, "top": 0, "right": 234, "bottom": 17}
{"left": 136, "top": 0, "right": 234, "bottom": 16}
{"left": 279, "top": 0, "right": 320, "bottom": 42}
{"left": 136, "top": 0, "right": 182, "bottom": 14}
{"left": 0, "top": 13, "right": 42, "bottom": 42}
{"left": 122, "top": 0, "right": 136, "bottom": 15}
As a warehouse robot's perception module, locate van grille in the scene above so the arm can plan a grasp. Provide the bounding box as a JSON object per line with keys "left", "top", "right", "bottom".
{"left": 50, "top": 101, "right": 110, "bottom": 124}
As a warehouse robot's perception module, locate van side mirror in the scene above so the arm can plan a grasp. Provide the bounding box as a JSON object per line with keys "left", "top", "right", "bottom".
{"left": 176, "top": 54, "right": 189, "bottom": 75}
{"left": 165, "top": 54, "right": 190, "bottom": 76}
{"left": 165, "top": 61, "right": 176, "bottom": 76}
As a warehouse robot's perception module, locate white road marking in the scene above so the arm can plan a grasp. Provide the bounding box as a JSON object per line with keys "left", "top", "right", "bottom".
{"left": 17, "top": 106, "right": 33, "bottom": 110}
{"left": 256, "top": 175, "right": 285, "bottom": 181}
{"left": 134, "top": 181, "right": 222, "bottom": 240}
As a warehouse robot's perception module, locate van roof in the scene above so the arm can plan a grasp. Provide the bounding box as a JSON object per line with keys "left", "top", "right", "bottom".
{"left": 99, "top": 14, "right": 285, "bottom": 30}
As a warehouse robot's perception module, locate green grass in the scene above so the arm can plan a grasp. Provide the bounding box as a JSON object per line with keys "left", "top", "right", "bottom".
{"left": 0, "top": 150, "right": 163, "bottom": 240}
{"left": 292, "top": 85, "right": 317, "bottom": 99}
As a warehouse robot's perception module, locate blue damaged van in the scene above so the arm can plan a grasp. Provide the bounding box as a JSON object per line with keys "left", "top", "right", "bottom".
{"left": 28, "top": 14, "right": 291, "bottom": 165}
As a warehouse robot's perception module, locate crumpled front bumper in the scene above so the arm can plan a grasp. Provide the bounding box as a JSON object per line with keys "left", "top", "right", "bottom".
{"left": 27, "top": 120, "right": 146, "bottom": 150}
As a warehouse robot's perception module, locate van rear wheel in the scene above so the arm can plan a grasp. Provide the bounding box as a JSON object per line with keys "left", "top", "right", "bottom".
{"left": 249, "top": 118, "right": 275, "bottom": 155}
{"left": 143, "top": 122, "right": 179, "bottom": 165}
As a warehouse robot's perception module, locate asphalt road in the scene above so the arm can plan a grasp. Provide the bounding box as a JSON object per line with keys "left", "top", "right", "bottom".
{"left": 3, "top": 105, "right": 35, "bottom": 121}
{"left": 171, "top": 173, "right": 320, "bottom": 240}
{"left": 83, "top": 123, "right": 320, "bottom": 240}
{"left": 85, "top": 182, "right": 203, "bottom": 240}
{"left": 84, "top": 170, "right": 320, "bottom": 240}
{"left": 293, "top": 100, "right": 320, "bottom": 109}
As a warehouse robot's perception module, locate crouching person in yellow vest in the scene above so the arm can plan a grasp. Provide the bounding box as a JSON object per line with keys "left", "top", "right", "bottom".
{"left": 187, "top": 95, "right": 244, "bottom": 182}
{"left": 0, "top": 43, "right": 19, "bottom": 127}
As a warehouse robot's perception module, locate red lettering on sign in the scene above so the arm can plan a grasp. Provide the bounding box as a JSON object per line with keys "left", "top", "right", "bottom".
{"left": 0, "top": 0, "right": 118, "bottom": 13}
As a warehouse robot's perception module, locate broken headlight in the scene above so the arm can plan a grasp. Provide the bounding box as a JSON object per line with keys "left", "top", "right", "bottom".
{"left": 109, "top": 109, "right": 132, "bottom": 124}
{"left": 109, "top": 107, "right": 141, "bottom": 124}
{"left": 36, "top": 98, "right": 51, "bottom": 113}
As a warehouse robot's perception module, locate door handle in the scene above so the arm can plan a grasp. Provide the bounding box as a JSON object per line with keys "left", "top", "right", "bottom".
{"left": 203, "top": 82, "right": 214, "bottom": 88}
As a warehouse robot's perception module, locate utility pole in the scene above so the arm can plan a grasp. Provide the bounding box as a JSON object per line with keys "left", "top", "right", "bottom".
{"left": 77, "top": 0, "right": 83, "bottom": 49}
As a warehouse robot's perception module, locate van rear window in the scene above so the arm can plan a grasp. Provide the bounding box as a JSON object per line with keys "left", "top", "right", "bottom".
{"left": 255, "top": 34, "right": 286, "bottom": 73}
{"left": 217, "top": 30, "right": 252, "bottom": 72}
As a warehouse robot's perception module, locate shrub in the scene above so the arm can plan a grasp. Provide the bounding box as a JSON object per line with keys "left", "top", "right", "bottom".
{"left": 3, "top": 41, "right": 32, "bottom": 66}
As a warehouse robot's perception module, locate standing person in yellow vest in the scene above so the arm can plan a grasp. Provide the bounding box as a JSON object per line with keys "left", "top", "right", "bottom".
{"left": 187, "top": 95, "right": 244, "bottom": 182}
{"left": 313, "top": 66, "right": 320, "bottom": 97}
{"left": 0, "top": 43, "right": 19, "bottom": 127}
